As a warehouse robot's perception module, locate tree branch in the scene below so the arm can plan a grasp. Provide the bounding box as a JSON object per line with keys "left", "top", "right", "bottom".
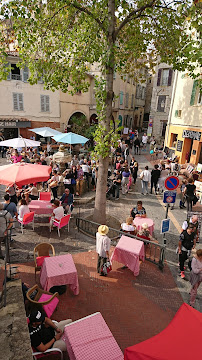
{"left": 44, "top": 1, "right": 106, "bottom": 35}
{"left": 115, "top": 0, "right": 156, "bottom": 38}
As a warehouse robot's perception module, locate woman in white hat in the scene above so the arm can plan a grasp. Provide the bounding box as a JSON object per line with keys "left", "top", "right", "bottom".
{"left": 96, "top": 225, "right": 111, "bottom": 276}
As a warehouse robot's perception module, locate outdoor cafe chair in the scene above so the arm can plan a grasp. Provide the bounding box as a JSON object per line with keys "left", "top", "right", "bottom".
{"left": 26, "top": 284, "right": 59, "bottom": 318}
{"left": 18, "top": 211, "right": 35, "bottom": 234}
{"left": 50, "top": 214, "right": 71, "bottom": 237}
{"left": 39, "top": 192, "right": 51, "bottom": 201}
{"left": 34, "top": 243, "right": 55, "bottom": 280}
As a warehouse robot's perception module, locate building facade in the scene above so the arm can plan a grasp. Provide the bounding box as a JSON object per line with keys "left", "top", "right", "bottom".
{"left": 165, "top": 71, "right": 202, "bottom": 165}
{"left": 150, "top": 63, "right": 174, "bottom": 140}
{"left": 0, "top": 55, "right": 61, "bottom": 139}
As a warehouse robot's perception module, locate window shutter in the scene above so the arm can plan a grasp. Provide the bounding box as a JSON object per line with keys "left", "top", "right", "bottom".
{"left": 175, "top": 110, "right": 178, "bottom": 117}
{"left": 13, "top": 93, "right": 18, "bottom": 110}
{"left": 157, "top": 69, "right": 162, "bottom": 86}
{"left": 18, "top": 94, "right": 24, "bottom": 110}
{"left": 168, "top": 69, "right": 173, "bottom": 86}
{"left": 120, "top": 91, "right": 123, "bottom": 105}
{"left": 23, "top": 66, "right": 29, "bottom": 82}
{"left": 45, "top": 96, "right": 50, "bottom": 111}
{"left": 190, "top": 80, "right": 198, "bottom": 106}
{"left": 6, "top": 63, "right": 11, "bottom": 80}
{"left": 41, "top": 95, "right": 45, "bottom": 111}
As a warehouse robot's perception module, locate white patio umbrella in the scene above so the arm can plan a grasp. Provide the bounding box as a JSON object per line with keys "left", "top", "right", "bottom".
{"left": 30, "top": 127, "right": 62, "bottom": 137}
{"left": 0, "top": 136, "right": 41, "bottom": 149}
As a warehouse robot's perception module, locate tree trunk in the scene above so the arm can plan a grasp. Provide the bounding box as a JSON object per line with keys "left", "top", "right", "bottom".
{"left": 93, "top": 0, "right": 115, "bottom": 225}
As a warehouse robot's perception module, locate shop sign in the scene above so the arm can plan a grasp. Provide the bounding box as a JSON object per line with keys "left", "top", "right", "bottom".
{"left": 182, "top": 130, "right": 201, "bottom": 141}
{"left": 176, "top": 140, "right": 183, "bottom": 152}
{"left": 0, "top": 120, "right": 31, "bottom": 128}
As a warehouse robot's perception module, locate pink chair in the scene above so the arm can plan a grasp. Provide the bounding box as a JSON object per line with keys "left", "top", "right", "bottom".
{"left": 18, "top": 211, "right": 35, "bottom": 234}
{"left": 50, "top": 214, "right": 71, "bottom": 237}
{"left": 39, "top": 192, "right": 51, "bottom": 201}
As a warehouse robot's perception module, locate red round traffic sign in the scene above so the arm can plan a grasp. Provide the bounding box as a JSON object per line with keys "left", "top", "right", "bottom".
{"left": 164, "top": 176, "right": 179, "bottom": 191}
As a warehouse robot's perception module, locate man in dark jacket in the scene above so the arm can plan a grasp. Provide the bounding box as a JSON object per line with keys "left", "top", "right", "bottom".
{"left": 60, "top": 189, "right": 73, "bottom": 213}
{"left": 151, "top": 164, "right": 161, "bottom": 194}
{"left": 178, "top": 224, "right": 196, "bottom": 279}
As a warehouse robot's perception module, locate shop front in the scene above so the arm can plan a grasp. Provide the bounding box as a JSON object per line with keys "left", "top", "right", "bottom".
{"left": 0, "top": 118, "right": 31, "bottom": 140}
{"left": 167, "top": 125, "right": 202, "bottom": 165}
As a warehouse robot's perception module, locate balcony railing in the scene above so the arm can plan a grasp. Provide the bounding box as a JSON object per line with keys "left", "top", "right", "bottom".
{"left": 11, "top": 74, "right": 22, "bottom": 80}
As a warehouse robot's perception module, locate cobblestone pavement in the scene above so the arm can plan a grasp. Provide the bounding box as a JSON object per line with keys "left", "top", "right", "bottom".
{"left": 0, "top": 150, "right": 201, "bottom": 352}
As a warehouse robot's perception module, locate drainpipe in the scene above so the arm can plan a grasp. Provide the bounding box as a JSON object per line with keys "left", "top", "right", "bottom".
{"left": 165, "top": 70, "right": 178, "bottom": 147}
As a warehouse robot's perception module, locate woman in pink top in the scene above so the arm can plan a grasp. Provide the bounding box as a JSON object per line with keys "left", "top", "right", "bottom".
{"left": 11, "top": 150, "right": 22, "bottom": 163}
{"left": 190, "top": 249, "right": 202, "bottom": 307}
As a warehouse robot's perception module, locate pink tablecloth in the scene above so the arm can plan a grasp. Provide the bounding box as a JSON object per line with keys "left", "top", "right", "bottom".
{"left": 40, "top": 254, "right": 79, "bottom": 295}
{"left": 133, "top": 217, "right": 154, "bottom": 235}
{"left": 111, "top": 235, "right": 145, "bottom": 276}
{"left": 63, "top": 312, "right": 123, "bottom": 360}
{"left": 28, "top": 200, "right": 53, "bottom": 215}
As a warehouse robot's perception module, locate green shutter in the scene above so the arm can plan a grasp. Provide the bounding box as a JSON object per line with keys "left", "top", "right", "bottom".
{"left": 175, "top": 110, "right": 178, "bottom": 117}
{"left": 120, "top": 91, "right": 123, "bottom": 105}
{"left": 190, "top": 80, "right": 198, "bottom": 106}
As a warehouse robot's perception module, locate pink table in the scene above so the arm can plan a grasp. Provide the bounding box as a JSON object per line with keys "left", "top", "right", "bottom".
{"left": 28, "top": 200, "right": 53, "bottom": 215}
{"left": 111, "top": 235, "right": 145, "bottom": 276}
{"left": 40, "top": 254, "right": 79, "bottom": 295}
{"left": 63, "top": 312, "right": 123, "bottom": 360}
{"left": 133, "top": 217, "right": 154, "bottom": 235}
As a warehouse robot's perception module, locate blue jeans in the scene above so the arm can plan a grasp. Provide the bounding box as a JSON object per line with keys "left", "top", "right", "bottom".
{"left": 141, "top": 180, "right": 148, "bottom": 194}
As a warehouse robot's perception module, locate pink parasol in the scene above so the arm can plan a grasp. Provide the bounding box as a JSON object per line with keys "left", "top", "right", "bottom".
{"left": 0, "top": 163, "right": 52, "bottom": 187}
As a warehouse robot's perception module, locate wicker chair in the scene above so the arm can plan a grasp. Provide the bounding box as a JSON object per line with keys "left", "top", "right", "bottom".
{"left": 34, "top": 243, "right": 55, "bottom": 280}
{"left": 26, "top": 284, "right": 59, "bottom": 318}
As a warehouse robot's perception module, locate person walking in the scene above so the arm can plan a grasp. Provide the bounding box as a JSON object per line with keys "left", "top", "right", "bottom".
{"left": 178, "top": 223, "right": 196, "bottom": 279}
{"left": 121, "top": 167, "right": 130, "bottom": 195}
{"left": 96, "top": 225, "right": 111, "bottom": 276}
{"left": 140, "top": 166, "right": 151, "bottom": 195}
{"left": 158, "top": 164, "right": 169, "bottom": 193}
{"left": 184, "top": 177, "right": 196, "bottom": 212}
{"left": 141, "top": 133, "right": 148, "bottom": 151}
{"left": 189, "top": 248, "right": 202, "bottom": 307}
{"left": 150, "top": 164, "right": 161, "bottom": 194}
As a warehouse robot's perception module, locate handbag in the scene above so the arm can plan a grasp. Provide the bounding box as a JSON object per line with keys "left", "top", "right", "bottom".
{"left": 49, "top": 180, "right": 58, "bottom": 188}
{"left": 140, "top": 172, "right": 144, "bottom": 180}
{"left": 101, "top": 260, "right": 112, "bottom": 275}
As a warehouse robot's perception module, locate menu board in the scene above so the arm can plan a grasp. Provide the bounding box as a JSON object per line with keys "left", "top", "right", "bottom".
{"left": 176, "top": 140, "right": 183, "bottom": 152}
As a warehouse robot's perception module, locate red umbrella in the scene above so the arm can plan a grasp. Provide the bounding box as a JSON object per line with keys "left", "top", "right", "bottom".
{"left": 0, "top": 163, "right": 52, "bottom": 187}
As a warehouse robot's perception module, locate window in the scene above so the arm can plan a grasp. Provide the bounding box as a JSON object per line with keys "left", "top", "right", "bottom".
{"left": 197, "top": 91, "right": 202, "bottom": 105}
{"left": 113, "top": 72, "right": 116, "bottom": 80}
{"left": 157, "top": 68, "right": 173, "bottom": 86}
{"left": 13, "top": 93, "right": 24, "bottom": 111}
{"left": 127, "top": 75, "right": 130, "bottom": 83}
{"left": 157, "top": 95, "right": 166, "bottom": 112}
{"left": 23, "top": 66, "right": 29, "bottom": 82}
{"left": 40, "top": 95, "right": 50, "bottom": 112}
{"left": 136, "top": 85, "right": 142, "bottom": 99}
{"left": 119, "top": 91, "right": 124, "bottom": 105}
{"left": 170, "top": 133, "right": 178, "bottom": 148}
{"left": 174, "top": 109, "right": 182, "bottom": 118}
{"left": 125, "top": 93, "right": 129, "bottom": 108}
{"left": 142, "top": 87, "right": 145, "bottom": 100}
{"left": 131, "top": 94, "right": 134, "bottom": 109}
{"left": 190, "top": 80, "right": 202, "bottom": 106}
{"left": 11, "top": 64, "right": 21, "bottom": 80}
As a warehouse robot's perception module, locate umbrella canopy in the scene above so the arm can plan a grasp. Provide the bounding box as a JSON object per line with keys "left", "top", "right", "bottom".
{"left": 0, "top": 137, "right": 41, "bottom": 148}
{"left": 52, "top": 132, "right": 89, "bottom": 145}
{"left": 31, "top": 127, "right": 62, "bottom": 137}
{"left": 124, "top": 303, "right": 202, "bottom": 360}
{"left": 0, "top": 163, "right": 52, "bottom": 187}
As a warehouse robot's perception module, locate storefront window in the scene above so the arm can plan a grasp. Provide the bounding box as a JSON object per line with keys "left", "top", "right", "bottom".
{"left": 170, "top": 133, "right": 178, "bottom": 148}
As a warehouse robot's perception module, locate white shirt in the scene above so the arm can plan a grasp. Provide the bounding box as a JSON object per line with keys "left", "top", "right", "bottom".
{"left": 53, "top": 206, "right": 64, "bottom": 220}
{"left": 140, "top": 170, "right": 151, "bottom": 182}
{"left": 18, "top": 205, "right": 30, "bottom": 221}
{"left": 82, "top": 164, "right": 90, "bottom": 173}
{"left": 142, "top": 135, "right": 148, "bottom": 144}
{"left": 96, "top": 232, "right": 111, "bottom": 257}
{"left": 182, "top": 219, "right": 197, "bottom": 231}
{"left": 121, "top": 223, "right": 135, "bottom": 232}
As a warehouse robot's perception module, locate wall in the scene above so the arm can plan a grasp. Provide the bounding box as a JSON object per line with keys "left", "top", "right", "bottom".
{"left": 0, "top": 280, "right": 33, "bottom": 360}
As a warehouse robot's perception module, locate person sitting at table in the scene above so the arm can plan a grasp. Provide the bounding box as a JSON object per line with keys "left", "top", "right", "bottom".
{"left": 28, "top": 310, "right": 72, "bottom": 354}
{"left": 121, "top": 217, "right": 136, "bottom": 235}
{"left": 60, "top": 188, "right": 74, "bottom": 213}
{"left": 130, "top": 201, "right": 147, "bottom": 219}
{"left": 24, "top": 183, "right": 39, "bottom": 202}
{"left": 50, "top": 199, "right": 64, "bottom": 229}
{"left": 18, "top": 199, "right": 30, "bottom": 222}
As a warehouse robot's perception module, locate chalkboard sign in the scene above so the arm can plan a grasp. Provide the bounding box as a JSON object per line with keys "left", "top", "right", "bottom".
{"left": 177, "top": 140, "right": 183, "bottom": 152}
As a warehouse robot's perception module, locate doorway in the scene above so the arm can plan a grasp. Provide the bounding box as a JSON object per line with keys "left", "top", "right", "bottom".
{"left": 198, "top": 142, "right": 202, "bottom": 164}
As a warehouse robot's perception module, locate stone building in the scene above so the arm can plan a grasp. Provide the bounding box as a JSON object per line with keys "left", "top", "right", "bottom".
{"left": 165, "top": 70, "right": 202, "bottom": 165}
{"left": 149, "top": 63, "right": 174, "bottom": 140}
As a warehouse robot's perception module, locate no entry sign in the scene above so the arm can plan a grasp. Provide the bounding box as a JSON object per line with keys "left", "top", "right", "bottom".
{"left": 163, "top": 191, "right": 177, "bottom": 203}
{"left": 164, "top": 176, "right": 179, "bottom": 191}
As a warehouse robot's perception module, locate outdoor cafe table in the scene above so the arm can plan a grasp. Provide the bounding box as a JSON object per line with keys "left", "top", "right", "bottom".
{"left": 28, "top": 200, "right": 53, "bottom": 215}
{"left": 63, "top": 312, "right": 124, "bottom": 360}
{"left": 133, "top": 217, "right": 154, "bottom": 235}
{"left": 111, "top": 235, "right": 145, "bottom": 276}
{"left": 40, "top": 254, "right": 79, "bottom": 295}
